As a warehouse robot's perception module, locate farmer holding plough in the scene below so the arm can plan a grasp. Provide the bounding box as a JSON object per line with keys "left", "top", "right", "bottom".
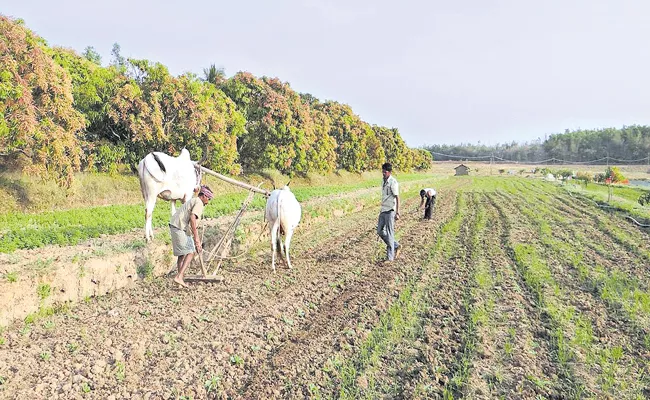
{"left": 169, "top": 185, "right": 214, "bottom": 287}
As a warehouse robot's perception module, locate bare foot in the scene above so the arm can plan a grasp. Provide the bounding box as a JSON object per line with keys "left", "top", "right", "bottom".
{"left": 173, "top": 277, "right": 189, "bottom": 288}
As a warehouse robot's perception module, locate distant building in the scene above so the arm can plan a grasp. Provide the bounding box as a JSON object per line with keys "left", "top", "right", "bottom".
{"left": 454, "top": 164, "right": 470, "bottom": 176}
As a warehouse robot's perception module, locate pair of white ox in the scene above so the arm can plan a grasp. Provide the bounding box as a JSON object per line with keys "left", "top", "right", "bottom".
{"left": 137, "top": 149, "right": 301, "bottom": 272}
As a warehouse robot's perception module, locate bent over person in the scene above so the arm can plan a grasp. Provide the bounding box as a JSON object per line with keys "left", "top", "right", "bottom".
{"left": 377, "top": 163, "right": 401, "bottom": 262}
{"left": 418, "top": 188, "right": 437, "bottom": 220}
{"left": 169, "top": 185, "right": 213, "bottom": 287}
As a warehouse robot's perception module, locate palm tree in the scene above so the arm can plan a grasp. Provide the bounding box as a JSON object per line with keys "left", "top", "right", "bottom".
{"left": 203, "top": 64, "right": 226, "bottom": 86}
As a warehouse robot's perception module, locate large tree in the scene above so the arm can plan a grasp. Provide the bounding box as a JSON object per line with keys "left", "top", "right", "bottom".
{"left": 316, "top": 101, "right": 379, "bottom": 172}
{"left": 0, "top": 15, "right": 86, "bottom": 187}
{"left": 202, "top": 64, "right": 226, "bottom": 86}
{"left": 221, "top": 72, "right": 336, "bottom": 174}
{"left": 106, "top": 59, "right": 245, "bottom": 172}
{"left": 373, "top": 125, "right": 411, "bottom": 170}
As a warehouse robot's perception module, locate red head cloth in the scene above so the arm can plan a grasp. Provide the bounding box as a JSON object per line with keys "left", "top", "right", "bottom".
{"left": 199, "top": 185, "right": 214, "bottom": 200}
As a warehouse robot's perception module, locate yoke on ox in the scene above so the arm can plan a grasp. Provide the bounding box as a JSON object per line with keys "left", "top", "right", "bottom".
{"left": 137, "top": 148, "right": 274, "bottom": 281}
{"left": 137, "top": 148, "right": 202, "bottom": 242}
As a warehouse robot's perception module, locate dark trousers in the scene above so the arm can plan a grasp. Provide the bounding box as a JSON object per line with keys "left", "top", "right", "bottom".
{"left": 424, "top": 196, "right": 435, "bottom": 220}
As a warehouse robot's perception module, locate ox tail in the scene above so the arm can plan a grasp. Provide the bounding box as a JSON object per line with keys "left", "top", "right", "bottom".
{"left": 137, "top": 161, "right": 147, "bottom": 198}
{"left": 277, "top": 190, "right": 283, "bottom": 234}
{"left": 276, "top": 191, "right": 285, "bottom": 256}
{"left": 152, "top": 152, "right": 167, "bottom": 173}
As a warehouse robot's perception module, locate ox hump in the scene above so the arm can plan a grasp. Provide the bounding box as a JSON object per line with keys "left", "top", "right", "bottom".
{"left": 179, "top": 148, "right": 191, "bottom": 160}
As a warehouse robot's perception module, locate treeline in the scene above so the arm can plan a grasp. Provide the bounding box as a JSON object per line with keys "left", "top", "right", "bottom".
{"left": 427, "top": 126, "right": 650, "bottom": 163}
{"left": 0, "top": 16, "right": 431, "bottom": 187}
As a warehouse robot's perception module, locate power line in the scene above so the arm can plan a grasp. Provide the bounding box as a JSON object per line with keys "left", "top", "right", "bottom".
{"left": 428, "top": 151, "right": 491, "bottom": 160}
{"left": 428, "top": 151, "right": 650, "bottom": 165}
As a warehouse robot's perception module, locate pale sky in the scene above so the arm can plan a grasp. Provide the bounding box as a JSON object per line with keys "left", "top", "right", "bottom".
{"left": 4, "top": 0, "right": 650, "bottom": 147}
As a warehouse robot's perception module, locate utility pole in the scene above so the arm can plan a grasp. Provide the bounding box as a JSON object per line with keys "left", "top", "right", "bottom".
{"left": 490, "top": 153, "right": 493, "bottom": 176}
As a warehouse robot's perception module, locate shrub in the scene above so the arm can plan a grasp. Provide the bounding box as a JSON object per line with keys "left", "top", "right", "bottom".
{"left": 575, "top": 172, "right": 593, "bottom": 186}
{"left": 639, "top": 192, "right": 650, "bottom": 206}
{"left": 605, "top": 166, "right": 627, "bottom": 184}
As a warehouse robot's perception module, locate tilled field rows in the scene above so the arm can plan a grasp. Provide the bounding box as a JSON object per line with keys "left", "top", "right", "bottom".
{"left": 0, "top": 178, "right": 463, "bottom": 399}
{"left": 2, "top": 177, "right": 649, "bottom": 399}
{"left": 488, "top": 180, "right": 650, "bottom": 399}
{"left": 325, "top": 178, "right": 650, "bottom": 399}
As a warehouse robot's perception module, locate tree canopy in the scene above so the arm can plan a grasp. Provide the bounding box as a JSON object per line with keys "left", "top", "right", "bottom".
{"left": 0, "top": 14, "right": 429, "bottom": 186}
{"left": 425, "top": 126, "right": 650, "bottom": 164}
{"left": 0, "top": 16, "right": 88, "bottom": 187}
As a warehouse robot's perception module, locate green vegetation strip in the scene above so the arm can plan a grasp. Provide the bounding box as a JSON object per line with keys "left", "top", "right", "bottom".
{"left": 0, "top": 173, "right": 434, "bottom": 253}
{"left": 495, "top": 186, "right": 649, "bottom": 398}
{"left": 441, "top": 193, "right": 483, "bottom": 399}
{"left": 563, "top": 181, "right": 650, "bottom": 217}
{"left": 325, "top": 192, "right": 467, "bottom": 399}
{"left": 514, "top": 183, "right": 650, "bottom": 328}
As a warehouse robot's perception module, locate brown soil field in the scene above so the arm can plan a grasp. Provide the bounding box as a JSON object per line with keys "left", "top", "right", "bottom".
{"left": 1, "top": 176, "right": 650, "bottom": 399}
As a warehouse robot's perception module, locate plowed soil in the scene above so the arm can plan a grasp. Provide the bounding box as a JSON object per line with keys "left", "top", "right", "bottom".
{"left": 1, "top": 177, "right": 649, "bottom": 399}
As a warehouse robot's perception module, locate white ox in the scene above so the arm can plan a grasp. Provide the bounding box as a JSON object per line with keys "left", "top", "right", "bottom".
{"left": 137, "top": 148, "right": 203, "bottom": 241}
{"left": 265, "top": 186, "right": 302, "bottom": 272}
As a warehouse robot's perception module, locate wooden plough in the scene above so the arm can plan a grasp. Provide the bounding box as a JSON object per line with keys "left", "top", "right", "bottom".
{"left": 183, "top": 166, "right": 270, "bottom": 283}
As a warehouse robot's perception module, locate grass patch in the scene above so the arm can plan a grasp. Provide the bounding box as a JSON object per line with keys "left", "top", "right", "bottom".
{"left": 443, "top": 194, "right": 483, "bottom": 398}
{"left": 0, "top": 171, "right": 436, "bottom": 253}
{"left": 3, "top": 271, "right": 17, "bottom": 282}
{"left": 36, "top": 283, "right": 51, "bottom": 300}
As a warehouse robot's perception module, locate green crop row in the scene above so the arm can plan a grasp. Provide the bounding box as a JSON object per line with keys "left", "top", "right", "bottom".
{"left": 0, "top": 173, "right": 439, "bottom": 253}
{"left": 329, "top": 192, "right": 468, "bottom": 398}
{"left": 499, "top": 187, "right": 649, "bottom": 398}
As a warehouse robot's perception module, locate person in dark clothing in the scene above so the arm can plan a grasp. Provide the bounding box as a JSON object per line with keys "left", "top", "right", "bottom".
{"left": 418, "top": 188, "right": 436, "bottom": 220}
